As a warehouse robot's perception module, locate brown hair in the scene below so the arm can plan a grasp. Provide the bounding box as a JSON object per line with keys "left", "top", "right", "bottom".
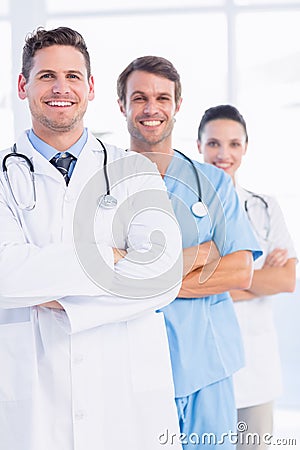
{"left": 117, "top": 55, "right": 182, "bottom": 106}
{"left": 21, "top": 26, "right": 91, "bottom": 81}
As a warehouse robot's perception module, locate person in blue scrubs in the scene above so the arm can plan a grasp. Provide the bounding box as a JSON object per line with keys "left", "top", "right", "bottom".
{"left": 117, "top": 56, "right": 262, "bottom": 449}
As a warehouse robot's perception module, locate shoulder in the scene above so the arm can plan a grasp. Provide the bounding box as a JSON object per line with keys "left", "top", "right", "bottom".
{"left": 239, "top": 187, "right": 278, "bottom": 209}
{"left": 193, "top": 159, "right": 232, "bottom": 186}
{"left": 0, "top": 146, "right": 10, "bottom": 160}
{"left": 90, "top": 135, "right": 158, "bottom": 171}
{"left": 0, "top": 130, "right": 31, "bottom": 161}
{"left": 92, "top": 138, "right": 164, "bottom": 191}
{"left": 107, "top": 145, "right": 161, "bottom": 175}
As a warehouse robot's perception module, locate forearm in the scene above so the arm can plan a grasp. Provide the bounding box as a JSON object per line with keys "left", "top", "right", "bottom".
{"left": 40, "top": 248, "right": 127, "bottom": 310}
{"left": 230, "top": 289, "right": 256, "bottom": 302}
{"left": 230, "top": 258, "right": 296, "bottom": 301}
{"left": 183, "top": 241, "right": 220, "bottom": 276}
{"left": 248, "top": 259, "right": 296, "bottom": 297}
{"left": 178, "top": 250, "right": 253, "bottom": 298}
{"left": 0, "top": 242, "right": 115, "bottom": 308}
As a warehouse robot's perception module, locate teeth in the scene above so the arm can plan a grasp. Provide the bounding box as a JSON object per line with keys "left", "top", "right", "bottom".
{"left": 216, "top": 163, "right": 230, "bottom": 169}
{"left": 47, "top": 101, "right": 72, "bottom": 107}
{"left": 142, "top": 120, "right": 161, "bottom": 126}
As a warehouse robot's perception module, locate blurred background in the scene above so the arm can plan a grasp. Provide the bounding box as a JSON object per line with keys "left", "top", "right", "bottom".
{"left": 1, "top": 0, "right": 299, "bottom": 445}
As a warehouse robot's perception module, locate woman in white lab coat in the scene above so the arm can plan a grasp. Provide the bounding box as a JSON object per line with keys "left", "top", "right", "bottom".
{"left": 0, "top": 27, "right": 183, "bottom": 450}
{"left": 197, "top": 104, "right": 297, "bottom": 449}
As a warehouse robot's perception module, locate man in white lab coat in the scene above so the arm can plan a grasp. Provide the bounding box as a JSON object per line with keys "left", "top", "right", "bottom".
{"left": 0, "top": 27, "right": 183, "bottom": 450}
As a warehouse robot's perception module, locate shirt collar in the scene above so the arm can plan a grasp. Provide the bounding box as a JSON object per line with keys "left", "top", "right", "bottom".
{"left": 27, "top": 128, "right": 88, "bottom": 161}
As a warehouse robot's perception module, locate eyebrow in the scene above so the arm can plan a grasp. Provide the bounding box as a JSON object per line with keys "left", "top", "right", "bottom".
{"left": 35, "top": 69, "right": 85, "bottom": 77}
{"left": 130, "top": 90, "right": 172, "bottom": 97}
{"left": 130, "top": 90, "right": 146, "bottom": 97}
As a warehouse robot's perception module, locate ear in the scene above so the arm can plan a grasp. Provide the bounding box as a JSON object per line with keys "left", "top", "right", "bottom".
{"left": 18, "top": 74, "right": 27, "bottom": 100}
{"left": 175, "top": 97, "right": 183, "bottom": 114}
{"left": 243, "top": 142, "right": 248, "bottom": 156}
{"left": 197, "top": 139, "right": 202, "bottom": 154}
{"left": 88, "top": 75, "right": 95, "bottom": 101}
{"left": 118, "top": 99, "right": 126, "bottom": 117}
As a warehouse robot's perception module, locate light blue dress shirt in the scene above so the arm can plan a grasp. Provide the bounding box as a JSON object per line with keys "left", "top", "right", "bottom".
{"left": 27, "top": 128, "right": 88, "bottom": 179}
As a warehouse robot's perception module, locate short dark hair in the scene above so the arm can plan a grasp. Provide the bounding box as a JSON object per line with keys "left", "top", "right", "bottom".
{"left": 22, "top": 26, "right": 91, "bottom": 81}
{"left": 198, "top": 104, "right": 248, "bottom": 143}
{"left": 117, "top": 55, "right": 182, "bottom": 106}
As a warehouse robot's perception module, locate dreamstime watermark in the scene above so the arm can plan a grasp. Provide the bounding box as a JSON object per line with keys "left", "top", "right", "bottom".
{"left": 158, "top": 422, "right": 297, "bottom": 446}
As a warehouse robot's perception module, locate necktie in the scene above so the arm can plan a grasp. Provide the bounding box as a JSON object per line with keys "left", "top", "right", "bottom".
{"left": 50, "top": 152, "right": 76, "bottom": 185}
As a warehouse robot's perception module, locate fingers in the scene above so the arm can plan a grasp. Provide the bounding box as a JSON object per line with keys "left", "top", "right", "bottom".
{"left": 39, "top": 301, "right": 64, "bottom": 309}
{"left": 113, "top": 248, "right": 127, "bottom": 264}
{"left": 264, "top": 248, "right": 288, "bottom": 267}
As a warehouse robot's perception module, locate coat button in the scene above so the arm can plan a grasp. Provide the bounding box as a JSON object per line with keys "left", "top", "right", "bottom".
{"left": 75, "top": 410, "right": 85, "bottom": 420}
{"left": 73, "top": 354, "right": 84, "bottom": 365}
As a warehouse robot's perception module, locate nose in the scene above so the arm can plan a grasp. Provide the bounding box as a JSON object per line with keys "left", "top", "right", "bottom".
{"left": 143, "top": 99, "right": 158, "bottom": 115}
{"left": 217, "top": 144, "right": 230, "bottom": 159}
{"left": 52, "top": 76, "right": 70, "bottom": 95}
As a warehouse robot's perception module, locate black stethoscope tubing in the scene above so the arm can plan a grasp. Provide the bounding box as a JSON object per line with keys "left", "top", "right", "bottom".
{"left": 2, "top": 143, "right": 34, "bottom": 173}
{"left": 244, "top": 193, "right": 268, "bottom": 213}
{"left": 96, "top": 138, "right": 110, "bottom": 196}
{"left": 173, "top": 149, "right": 208, "bottom": 218}
{"left": 174, "top": 149, "right": 202, "bottom": 203}
{"left": 2, "top": 139, "right": 116, "bottom": 210}
{"left": 244, "top": 191, "right": 270, "bottom": 241}
{"left": 2, "top": 143, "right": 36, "bottom": 210}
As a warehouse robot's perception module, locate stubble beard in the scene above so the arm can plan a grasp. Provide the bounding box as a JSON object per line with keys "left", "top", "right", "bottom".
{"left": 128, "top": 120, "right": 174, "bottom": 147}
{"left": 31, "top": 105, "right": 87, "bottom": 134}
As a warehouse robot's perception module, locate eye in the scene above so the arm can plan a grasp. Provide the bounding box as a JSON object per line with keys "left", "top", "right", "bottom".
{"left": 231, "top": 141, "right": 241, "bottom": 148}
{"left": 207, "top": 140, "right": 219, "bottom": 148}
{"left": 40, "top": 73, "right": 54, "bottom": 79}
{"left": 67, "top": 73, "right": 80, "bottom": 79}
{"left": 158, "top": 95, "right": 171, "bottom": 101}
{"left": 132, "top": 95, "right": 145, "bottom": 102}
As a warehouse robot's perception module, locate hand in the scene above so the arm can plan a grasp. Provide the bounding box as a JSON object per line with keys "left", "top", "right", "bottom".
{"left": 39, "top": 301, "right": 64, "bottom": 309}
{"left": 263, "top": 248, "right": 289, "bottom": 267}
{"left": 113, "top": 248, "right": 127, "bottom": 264}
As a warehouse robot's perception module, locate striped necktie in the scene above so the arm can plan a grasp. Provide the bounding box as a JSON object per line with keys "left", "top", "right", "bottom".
{"left": 50, "top": 152, "right": 76, "bottom": 185}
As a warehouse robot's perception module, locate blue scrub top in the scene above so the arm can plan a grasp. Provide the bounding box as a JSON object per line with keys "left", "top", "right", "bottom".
{"left": 160, "top": 152, "right": 262, "bottom": 398}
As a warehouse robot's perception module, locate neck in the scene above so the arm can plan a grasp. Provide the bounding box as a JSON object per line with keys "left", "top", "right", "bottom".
{"left": 32, "top": 125, "right": 85, "bottom": 152}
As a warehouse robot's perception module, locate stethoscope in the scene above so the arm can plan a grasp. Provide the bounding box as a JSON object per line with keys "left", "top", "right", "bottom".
{"left": 2, "top": 139, "right": 117, "bottom": 211}
{"left": 244, "top": 191, "right": 270, "bottom": 241}
{"left": 173, "top": 149, "right": 208, "bottom": 218}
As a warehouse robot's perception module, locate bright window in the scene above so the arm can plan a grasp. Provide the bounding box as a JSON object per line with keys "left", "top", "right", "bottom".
{"left": 0, "top": 21, "right": 13, "bottom": 149}
{"left": 236, "top": 10, "right": 300, "bottom": 268}
{"left": 0, "top": 0, "right": 8, "bottom": 14}
{"left": 47, "top": 0, "right": 224, "bottom": 13}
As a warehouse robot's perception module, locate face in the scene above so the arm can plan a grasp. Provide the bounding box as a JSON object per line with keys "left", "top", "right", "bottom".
{"left": 118, "top": 70, "right": 182, "bottom": 151}
{"left": 18, "top": 45, "right": 95, "bottom": 139}
{"left": 197, "top": 119, "right": 247, "bottom": 181}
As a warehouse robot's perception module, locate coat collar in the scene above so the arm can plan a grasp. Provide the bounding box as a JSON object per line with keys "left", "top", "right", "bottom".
{"left": 15, "top": 130, "right": 104, "bottom": 184}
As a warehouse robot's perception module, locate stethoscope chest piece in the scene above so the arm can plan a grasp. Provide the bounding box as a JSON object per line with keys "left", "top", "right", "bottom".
{"left": 191, "top": 201, "right": 208, "bottom": 218}
{"left": 99, "top": 194, "right": 118, "bottom": 209}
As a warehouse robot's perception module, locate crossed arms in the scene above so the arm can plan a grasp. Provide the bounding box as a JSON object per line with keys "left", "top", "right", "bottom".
{"left": 180, "top": 241, "right": 253, "bottom": 298}
{"left": 181, "top": 243, "right": 296, "bottom": 300}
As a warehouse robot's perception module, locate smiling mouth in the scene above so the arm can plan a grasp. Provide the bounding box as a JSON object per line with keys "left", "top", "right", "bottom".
{"left": 215, "top": 162, "right": 231, "bottom": 169}
{"left": 140, "top": 120, "right": 162, "bottom": 127}
{"left": 46, "top": 101, "right": 74, "bottom": 107}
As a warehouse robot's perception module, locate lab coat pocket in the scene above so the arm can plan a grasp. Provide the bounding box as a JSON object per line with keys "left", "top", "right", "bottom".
{"left": 0, "top": 320, "right": 36, "bottom": 401}
{"left": 128, "top": 312, "right": 175, "bottom": 394}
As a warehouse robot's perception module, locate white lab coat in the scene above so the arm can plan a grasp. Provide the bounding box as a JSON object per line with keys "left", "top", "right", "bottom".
{"left": 233, "top": 186, "right": 297, "bottom": 408}
{"left": 0, "top": 131, "right": 183, "bottom": 450}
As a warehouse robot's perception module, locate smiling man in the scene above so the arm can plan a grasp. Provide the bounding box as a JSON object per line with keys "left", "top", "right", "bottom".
{"left": 117, "top": 56, "right": 262, "bottom": 449}
{"left": 0, "top": 29, "right": 183, "bottom": 450}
